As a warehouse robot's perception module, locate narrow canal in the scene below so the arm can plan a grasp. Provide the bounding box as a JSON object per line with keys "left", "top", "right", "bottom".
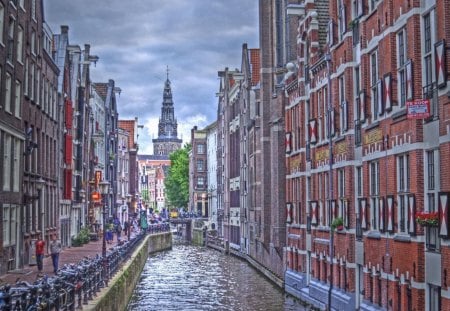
{"left": 127, "top": 241, "right": 308, "bottom": 310}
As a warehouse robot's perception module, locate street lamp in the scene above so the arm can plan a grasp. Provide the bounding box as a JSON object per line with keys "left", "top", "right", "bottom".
{"left": 98, "top": 180, "right": 110, "bottom": 284}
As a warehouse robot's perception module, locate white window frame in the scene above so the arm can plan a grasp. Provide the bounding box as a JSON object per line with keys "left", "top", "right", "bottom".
{"left": 0, "top": 4, "right": 4, "bottom": 45}
{"left": 397, "top": 28, "right": 407, "bottom": 107}
{"left": 337, "top": 0, "right": 346, "bottom": 41}
{"left": 5, "top": 72, "right": 12, "bottom": 113}
{"left": 14, "top": 80, "right": 20, "bottom": 117}
{"left": 12, "top": 138, "right": 22, "bottom": 192}
{"left": 16, "top": 25, "right": 23, "bottom": 63}
{"left": 396, "top": 154, "right": 410, "bottom": 233}
{"left": 370, "top": 161, "right": 380, "bottom": 230}
{"left": 338, "top": 168, "right": 345, "bottom": 218}
{"left": 3, "top": 135, "right": 11, "bottom": 191}
{"left": 370, "top": 51, "right": 379, "bottom": 121}
{"left": 425, "top": 149, "right": 440, "bottom": 250}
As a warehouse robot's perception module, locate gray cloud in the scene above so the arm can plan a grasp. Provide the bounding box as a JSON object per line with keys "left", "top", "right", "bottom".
{"left": 44, "top": 0, "right": 258, "bottom": 153}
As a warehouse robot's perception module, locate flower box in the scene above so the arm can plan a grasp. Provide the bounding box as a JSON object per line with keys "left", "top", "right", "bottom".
{"left": 331, "top": 217, "right": 344, "bottom": 231}
{"left": 415, "top": 211, "right": 439, "bottom": 227}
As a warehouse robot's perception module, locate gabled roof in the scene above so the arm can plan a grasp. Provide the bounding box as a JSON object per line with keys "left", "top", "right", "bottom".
{"left": 92, "top": 83, "right": 108, "bottom": 101}
{"left": 119, "top": 120, "right": 136, "bottom": 149}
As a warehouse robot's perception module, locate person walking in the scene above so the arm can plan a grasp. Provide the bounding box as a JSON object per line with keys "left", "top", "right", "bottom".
{"left": 49, "top": 235, "right": 62, "bottom": 274}
{"left": 35, "top": 235, "right": 45, "bottom": 275}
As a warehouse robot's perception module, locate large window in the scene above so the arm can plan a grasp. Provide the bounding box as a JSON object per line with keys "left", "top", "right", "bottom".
{"left": 7, "top": 17, "right": 14, "bottom": 63}
{"left": 0, "top": 4, "right": 4, "bottom": 44}
{"left": 397, "top": 154, "right": 410, "bottom": 233}
{"left": 370, "top": 161, "right": 380, "bottom": 230}
{"left": 16, "top": 25, "right": 23, "bottom": 63}
{"left": 197, "top": 176, "right": 205, "bottom": 188}
{"left": 14, "top": 80, "right": 21, "bottom": 117}
{"left": 338, "top": 168, "right": 346, "bottom": 221}
{"left": 337, "top": 0, "right": 346, "bottom": 41}
{"left": 2, "top": 204, "right": 18, "bottom": 247}
{"left": 426, "top": 150, "right": 440, "bottom": 250}
{"left": 3, "top": 134, "right": 11, "bottom": 191}
{"left": 429, "top": 284, "right": 441, "bottom": 311}
{"left": 339, "top": 75, "right": 347, "bottom": 134}
{"left": 397, "top": 29, "right": 407, "bottom": 107}
{"left": 197, "top": 144, "right": 205, "bottom": 154}
{"left": 370, "top": 51, "right": 379, "bottom": 121}
{"left": 5, "top": 73, "right": 12, "bottom": 113}
{"left": 197, "top": 159, "right": 204, "bottom": 171}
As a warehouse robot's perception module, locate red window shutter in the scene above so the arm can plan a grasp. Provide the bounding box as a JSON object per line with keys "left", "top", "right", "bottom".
{"left": 65, "top": 134, "right": 72, "bottom": 164}
{"left": 65, "top": 100, "right": 73, "bottom": 129}
{"left": 64, "top": 169, "right": 72, "bottom": 199}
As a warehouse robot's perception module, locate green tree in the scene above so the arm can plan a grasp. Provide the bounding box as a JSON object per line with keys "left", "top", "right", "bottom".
{"left": 165, "top": 143, "right": 191, "bottom": 208}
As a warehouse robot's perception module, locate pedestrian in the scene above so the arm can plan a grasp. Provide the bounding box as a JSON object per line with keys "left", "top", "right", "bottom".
{"left": 49, "top": 235, "right": 62, "bottom": 274}
{"left": 35, "top": 235, "right": 45, "bottom": 275}
{"left": 123, "top": 220, "right": 129, "bottom": 240}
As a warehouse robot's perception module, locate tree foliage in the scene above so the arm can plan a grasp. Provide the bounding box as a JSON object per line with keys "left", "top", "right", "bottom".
{"left": 165, "top": 143, "right": 191, "bottom": 209}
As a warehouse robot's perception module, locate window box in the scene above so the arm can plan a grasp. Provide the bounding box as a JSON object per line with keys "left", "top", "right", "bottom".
{"left": 415, "top": 211, "right": 439, "bottom": 227}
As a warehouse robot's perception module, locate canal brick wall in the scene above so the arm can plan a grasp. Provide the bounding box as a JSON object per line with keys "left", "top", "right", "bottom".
{"left": 86, "top": 232, "right": 172, "bottom": 311}
{"left": 205, "top": 235, "right": 284, "bottom": 289}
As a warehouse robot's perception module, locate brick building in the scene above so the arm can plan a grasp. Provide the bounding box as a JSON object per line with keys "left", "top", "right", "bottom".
{"left": 284, "top": 1, "right": 450, "bottom": 310}
{"left": 189, "top": 126, "right": 208, "bottom": 217}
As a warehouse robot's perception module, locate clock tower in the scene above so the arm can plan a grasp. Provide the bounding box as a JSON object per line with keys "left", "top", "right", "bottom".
{"left": 152, "top": 67, "right": 182, "bottom": 155}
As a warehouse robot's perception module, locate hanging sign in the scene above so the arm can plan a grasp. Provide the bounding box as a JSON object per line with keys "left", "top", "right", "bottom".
{"left": 406, "top": 99, "right": 430, "bottom": 119}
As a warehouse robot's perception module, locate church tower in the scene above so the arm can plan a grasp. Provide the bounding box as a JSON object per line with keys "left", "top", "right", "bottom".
{"left": 152, "top": 68, "right": 182, "bottom": 155}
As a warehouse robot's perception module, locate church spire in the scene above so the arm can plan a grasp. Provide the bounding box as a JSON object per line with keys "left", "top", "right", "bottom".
{"left": 152, "top": 67, "right": 182, "bottom": 156}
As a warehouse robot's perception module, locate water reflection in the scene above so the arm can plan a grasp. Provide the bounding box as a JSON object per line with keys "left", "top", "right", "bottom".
{"left": 127, "top": 241, "right": 307, "bottom": 311}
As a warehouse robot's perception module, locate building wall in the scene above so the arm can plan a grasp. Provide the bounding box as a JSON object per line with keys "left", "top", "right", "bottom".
{"left": 285, "top": 1, "right": 450, "bottom": 310}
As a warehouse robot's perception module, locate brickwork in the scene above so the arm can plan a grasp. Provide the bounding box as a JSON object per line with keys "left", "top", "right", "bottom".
{"left": 285, "top": 1, "right": 450, "bottom": 310}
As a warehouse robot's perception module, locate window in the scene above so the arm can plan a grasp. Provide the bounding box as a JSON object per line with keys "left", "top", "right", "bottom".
{"left": 36, "top": 69, "right": 40, "bottom": 106}
{"left": 397, "top": 154, "right": 410, "bottom": 233}
{"left": 397, "top": 29, "right": 407, "bottom": 107}
{"left": 337, "top": 0, "right": 346, "bottom": 41}
{"left": 369, "top": 0, "right": 379, "bottom": 11}
{"left": 14, "top": 80, "right": 20, "bottom": 117}
{"left": 0, "top": 4, "right": 4, "bottom": 44}
{"left": 7, "top": 17, "right": 14, "bottom": 62}
{"left": 16, "top": 25, "right": 23, "bottom": 63}
{"left": 370, "top": 161, "right": 380, "bottom": 230}
{"left": 197, "top": 159, "right": 204, "bottom": 171}
{"left": 3, "top": 204, "right": 18, "bottom": 247}
{"left": 5, "top": 73, "right": 12, "bottom": 113}
{"left": 356, "top": 166, "right": 363, "bottom": 197}
{"left": 429, "top": 284, "right": 441, "bottom": 311}
{"left": 370, "top": 51, "right": 379, "bottom": 121}
{"left": 3, "top": 135, "right": 11, "bottom": 191}
{"left": 197, "top": 144, "right": 205, "bottom": 154}
{"left": 422, "top": 11, "right": 438, "bottom": 117}
{"left": 338, "top": 168, "right": 345, "bottom": 219}
{"left": 31, "top": 30, "right": 36, "bottom": 55}
{"left": 197, "top": 177, "right": 205, "bottom": 188}
{"left": 426, "top": 150, "right": 440, "bottom": 250}
{"left": 31, "top": 63, "right": 35, "bottom": 100}
{"left": 31, "top": 0, "right": 36, "bottom": 20}
{"left": 339, "top": 75, "right": 347, "bottom": 133}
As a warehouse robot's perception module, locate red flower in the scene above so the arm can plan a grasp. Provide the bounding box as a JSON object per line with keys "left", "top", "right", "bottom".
{"left": 415, "top": 211, "right": 439, "bottom": 227}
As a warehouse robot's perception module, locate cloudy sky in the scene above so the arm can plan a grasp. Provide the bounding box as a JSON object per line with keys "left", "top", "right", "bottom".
{"left": 44, "top": 0, "right": 259, "bottom": 154}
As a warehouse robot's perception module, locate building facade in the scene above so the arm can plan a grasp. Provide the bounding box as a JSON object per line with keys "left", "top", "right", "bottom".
{"left": 284, "top": 1, "right": 450, "bottom": 310}
{"left": 190, "top": 126, "right": 208, "bottom": 217}
{"left": 206, "top": 122, "right": 218, "bottom": 232}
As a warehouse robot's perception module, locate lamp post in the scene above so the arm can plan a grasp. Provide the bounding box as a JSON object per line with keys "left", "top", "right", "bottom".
{"left": 99, "top": 180, "right": 110, "bottom": 284}
{"left": 126, "top": 194, "right": 132, "bottom": 240}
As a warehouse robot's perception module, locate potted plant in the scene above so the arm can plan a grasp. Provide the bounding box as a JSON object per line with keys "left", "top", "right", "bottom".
{"left": 331, "top": 217, "right": 344, "bottom": 231}
{"left": 415, "top": 211, "right": 439, "bottom": 227}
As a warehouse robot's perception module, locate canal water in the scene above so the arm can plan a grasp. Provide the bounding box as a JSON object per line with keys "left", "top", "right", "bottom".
{"left": 127, "top": 241, "right": 307, "bottom": 311}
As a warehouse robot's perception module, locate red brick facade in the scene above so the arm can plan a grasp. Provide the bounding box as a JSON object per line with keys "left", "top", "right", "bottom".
{"left": 285, "top": 1, "right": 450, "bottom": 310}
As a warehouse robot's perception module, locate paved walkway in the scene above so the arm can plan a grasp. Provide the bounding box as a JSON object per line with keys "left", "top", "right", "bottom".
{"left": 0, "top": 235, "right": 127, "bottom": 286}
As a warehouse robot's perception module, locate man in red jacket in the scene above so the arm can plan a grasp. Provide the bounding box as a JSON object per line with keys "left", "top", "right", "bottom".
{"left": 35, "top": 235, "right": 45, "bottom": 275}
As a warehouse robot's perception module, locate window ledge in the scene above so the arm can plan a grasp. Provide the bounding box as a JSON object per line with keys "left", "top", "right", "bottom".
{"left": 367, "top": 231, "right": 381, "bottom": 239}
{"left": 393, "top": 234, "right": 411, "bottom": 243}
{"left": 391, "top": 109, "right": 407, "bottom": 121}
{"left": 364, "top": 121, "right": 380, "bottom": 131}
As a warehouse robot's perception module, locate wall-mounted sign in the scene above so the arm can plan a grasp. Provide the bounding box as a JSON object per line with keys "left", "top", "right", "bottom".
{"left": 407, "top": 99, "right": 430, "bottom": 119}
